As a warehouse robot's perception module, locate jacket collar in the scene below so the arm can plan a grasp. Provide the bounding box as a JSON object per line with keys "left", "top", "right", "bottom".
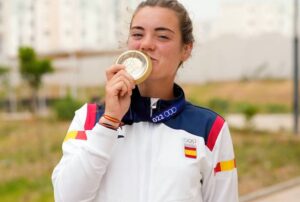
{"left": 122, "top": 83, "right": 186, "bottom": 124}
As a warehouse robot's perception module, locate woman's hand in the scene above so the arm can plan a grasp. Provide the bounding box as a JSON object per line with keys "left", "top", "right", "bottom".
{"left": 103, "top": 64, "right": 135, "bottom": 121}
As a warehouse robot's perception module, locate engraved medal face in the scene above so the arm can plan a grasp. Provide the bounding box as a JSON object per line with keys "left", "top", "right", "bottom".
{"left": 116, "top": 50, "right": 152, "bottom": 84}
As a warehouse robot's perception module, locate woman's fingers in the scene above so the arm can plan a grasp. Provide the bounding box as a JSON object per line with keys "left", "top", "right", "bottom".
{"left": 106, "top": 65, "right": 135, "bottom": 87}
{"left": 107, "top": 72, "right": 135, "bottom": 97}
{"left": 106, "top": 64, "right": 125, "bottom": 81}
{"left": 104, "top": 65, "right": 135, "bottom": 120}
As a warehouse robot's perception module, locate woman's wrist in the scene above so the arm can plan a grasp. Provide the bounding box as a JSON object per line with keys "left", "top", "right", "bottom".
{"left": 98, "top": 115, "right": 122, "bottom": 130}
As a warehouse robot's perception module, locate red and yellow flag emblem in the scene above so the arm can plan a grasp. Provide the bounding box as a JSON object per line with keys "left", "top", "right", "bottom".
{"left": 184, "top": 138, "right": 197, "bottom": 159}
{"left": 64, "top": 130, "right": 87, "bottom": 142}
{"left": 184, "top": 146, "right": 197, "bottom": 159}
{"left": 214, "top": 159, "right": 236, "bottom": 174}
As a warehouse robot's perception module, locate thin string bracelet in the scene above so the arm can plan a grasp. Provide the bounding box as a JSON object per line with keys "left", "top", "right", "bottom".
{"left": 103, "top": 114, "right": 121, "bottom": 124}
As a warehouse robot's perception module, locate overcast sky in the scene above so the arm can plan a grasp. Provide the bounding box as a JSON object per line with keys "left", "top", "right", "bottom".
{"left": 179, "top": 0, "right": 220, "bottom": 20}
{"left": 178, "top": 0, "right": 289, "bottom": 21}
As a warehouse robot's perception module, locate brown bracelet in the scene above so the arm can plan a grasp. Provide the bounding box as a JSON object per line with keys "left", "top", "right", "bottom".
{"left": 103, "top": 114, "right": 121, "bottom": 124}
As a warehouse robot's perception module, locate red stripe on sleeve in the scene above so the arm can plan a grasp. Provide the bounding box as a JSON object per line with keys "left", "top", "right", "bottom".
{"left": 206, "top": 116, "right": 225, "bottom": 151}
{"left": 76, "top": 131, "right": 87, "bottom": 140}
{"left": 84, "top": 103, "right": 97, "bottom": 130}
{"left": 214, "top": 162, "right": 221, "bottom": 174}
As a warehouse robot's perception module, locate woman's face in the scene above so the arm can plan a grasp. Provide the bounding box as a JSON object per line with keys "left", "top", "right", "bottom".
{"left": 127, "top": 6, "right": 192, "bottom": 83}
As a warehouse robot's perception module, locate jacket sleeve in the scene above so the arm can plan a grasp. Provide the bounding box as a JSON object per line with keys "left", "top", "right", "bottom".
{"left": 202, "top": 116, "right": 239, "bottom": 202}
{"left": 52, "top": 103, "right": 119, "bottom": 202}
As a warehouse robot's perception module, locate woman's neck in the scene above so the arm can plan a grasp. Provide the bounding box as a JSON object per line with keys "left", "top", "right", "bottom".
{"left": 137, "top": 80, "right": 175, "bottom": 100}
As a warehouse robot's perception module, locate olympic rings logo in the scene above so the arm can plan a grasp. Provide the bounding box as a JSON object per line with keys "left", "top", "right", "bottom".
{"left": 184, "top": 138, "right": 197, "bottom": 145}
{"left": 152, "top": 107, "right": 177, "bottom": 122}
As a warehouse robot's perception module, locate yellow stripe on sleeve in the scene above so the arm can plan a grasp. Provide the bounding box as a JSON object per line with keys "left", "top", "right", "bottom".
{"left": 64, "top": 131, "right": 78, "bottom": 142}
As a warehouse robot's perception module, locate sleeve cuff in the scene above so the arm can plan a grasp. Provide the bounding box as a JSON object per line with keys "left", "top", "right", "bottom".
{"left": 85, "top": 123, "right": 119, "bottom": 157}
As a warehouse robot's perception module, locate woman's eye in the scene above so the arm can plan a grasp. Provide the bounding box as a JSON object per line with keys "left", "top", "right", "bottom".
{"left": 131, "top": 33, "right": 143, "bottom": 39}
{"left": 158, "top": 35, "right": 169, "bottom": 40}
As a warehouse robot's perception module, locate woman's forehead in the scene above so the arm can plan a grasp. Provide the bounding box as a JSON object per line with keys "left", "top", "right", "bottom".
{"left": 131, "top": 6, "right": 180, "bottom": 32}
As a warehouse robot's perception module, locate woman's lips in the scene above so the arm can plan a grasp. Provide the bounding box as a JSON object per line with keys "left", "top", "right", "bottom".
{"left": 150, "top": 57, "right": 157, "bottom": 62}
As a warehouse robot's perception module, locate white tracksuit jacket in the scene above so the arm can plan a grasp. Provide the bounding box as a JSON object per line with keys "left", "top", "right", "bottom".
{"left": 52, "top": 84, "right": 238, "bottom": 202}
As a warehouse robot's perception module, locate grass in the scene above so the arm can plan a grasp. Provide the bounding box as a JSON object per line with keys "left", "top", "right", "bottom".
{"left": 0, "top": 119, "right": 66, "bottom": 202}
{"left": 234, "top": 128, "right": 300, "bottom": 195}
{"left": 182, "top": 79, "right": 292, "bottom": 113}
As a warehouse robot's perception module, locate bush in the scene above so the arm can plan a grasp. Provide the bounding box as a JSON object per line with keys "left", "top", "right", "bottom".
{"left": 208, "top": 98, "right": 229, "bottom": 115}
{"left": 237, "top": 103, "right": 259, "bottom": 121}
{"left": 265, "top": 104, "right": 290, "bottom": 113}
{"left": 53, "top": 96, "right": 83, "bottom": 120}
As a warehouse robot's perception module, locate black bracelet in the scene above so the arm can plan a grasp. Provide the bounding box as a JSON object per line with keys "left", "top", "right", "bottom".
{"left": 99, "top": 122, "right": 118, "bottom": 131}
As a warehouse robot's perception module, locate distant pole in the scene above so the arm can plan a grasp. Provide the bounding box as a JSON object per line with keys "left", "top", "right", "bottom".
{"left": 294, "top": 0, "right": 299, "bottom": 135}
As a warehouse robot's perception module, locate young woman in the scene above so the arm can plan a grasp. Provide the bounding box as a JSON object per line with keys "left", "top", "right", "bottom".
{"left": 52, "top": 0, "right": 239, "bottom": 201}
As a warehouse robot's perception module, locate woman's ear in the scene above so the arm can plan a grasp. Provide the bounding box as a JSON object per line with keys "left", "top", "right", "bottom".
{"left": 181, "top": 43, "right": 193, "bottom": 61}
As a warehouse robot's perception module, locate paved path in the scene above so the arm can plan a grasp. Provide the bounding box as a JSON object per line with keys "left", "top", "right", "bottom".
{"left": 250, "top": 185, "right": 300, "bottom": 202}
{"left": 226, "top": 114, "right": 294, "bottom": 132}
{"left": 240, "top": 177, "right": 300, "bottom": 202}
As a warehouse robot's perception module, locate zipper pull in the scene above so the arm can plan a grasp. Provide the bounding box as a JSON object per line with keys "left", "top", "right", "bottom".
{"left": 150, "top": 98, "right": 159, "bottom": 117}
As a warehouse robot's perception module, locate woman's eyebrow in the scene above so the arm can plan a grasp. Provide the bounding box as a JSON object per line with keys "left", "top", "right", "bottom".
{"left": 130, "top": 26, "right": 144, "bottom": 31}
{"left": 131, "top": 26, "right": 175, "bottom": 34}
{"left": 155, "top": 27, "right": 175, "bottom": 34}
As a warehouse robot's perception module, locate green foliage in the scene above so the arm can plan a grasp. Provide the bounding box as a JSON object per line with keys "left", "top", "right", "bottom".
{"left": 18, "top": 47, "right": 54, "bottom": 90}
{"left": 18, "top": 47, "right": 54, "bottom": 112}
{"left": 0, "top": 177, "right": 53, "bottom": 202}
{"left": 0, "top": 65, "right": 9, "bottom": 76}
{"left": 53, "top": 96, "right": 83, "bottom": 120}
{"left": 0, "top": 65, "right": 10, "bottom": 102}
{"left": 264, "top": 104, "right": 290, "bottom": 113}
{"left": 234, "top": 129, "right": 300, "bottom": 194}
{"left": 207, "top": 98, "right": 229, "bottom": 115}
{"left": 237, "top": 103, "right": 259, "bottom": 121}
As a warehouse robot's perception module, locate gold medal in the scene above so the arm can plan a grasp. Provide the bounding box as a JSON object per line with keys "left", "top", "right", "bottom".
{"left": 116, "top": 50, "right": 152, "bottom": 84}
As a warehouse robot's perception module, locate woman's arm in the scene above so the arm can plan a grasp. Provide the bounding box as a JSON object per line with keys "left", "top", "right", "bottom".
{"left": 52, "top": 65, "right": 135, "bottom": 202}
{"left": 202, "top": 117, "right": 239, "bottom": 202}
{"left": 52, "top": 104, "right": 119, "bottom": 202}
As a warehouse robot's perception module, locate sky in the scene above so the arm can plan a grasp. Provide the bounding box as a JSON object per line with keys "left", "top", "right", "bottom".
{"left": 179, "top": 0, "right": 220, "bottom": 20}
{"left": 178, "top": 0, "right": 288, "bottom": 21}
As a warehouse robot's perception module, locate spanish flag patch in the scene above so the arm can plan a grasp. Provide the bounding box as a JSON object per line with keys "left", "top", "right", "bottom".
{"left": 214, "top": 159, "right": 236, "bottom": 174}
{"left": 184, "top": 146, "right": 197, "bottom": 159}
{"left": 184, "top": 138, "right": 197, "bottom": 159}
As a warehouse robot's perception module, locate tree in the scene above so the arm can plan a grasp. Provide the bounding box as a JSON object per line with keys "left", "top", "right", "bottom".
{"left": 18, "top": 47, "right": 54, "bottom": 112}
{"left": 0, "top": 65, "right": 9, "bottom": 76}
{"left": 0, "top": 65, "right": 10, "bottom": 111}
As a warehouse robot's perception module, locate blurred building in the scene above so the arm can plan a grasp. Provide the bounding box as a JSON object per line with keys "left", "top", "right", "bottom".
{"left": 0, "top": 0, "right": 141, "bottom": 58}
{"left": 0, "top": 0, "right": 294, "bottom": 87}
{"left": 0, "top": 0, "right": 5, "bottom": 57}
{"left": 198, "top": 0, "right": 292, "bottom": 41}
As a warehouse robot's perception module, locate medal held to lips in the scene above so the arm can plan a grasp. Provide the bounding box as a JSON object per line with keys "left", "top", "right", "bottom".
{"left": 116, "top": 50, "right": 152, "bottom": 84}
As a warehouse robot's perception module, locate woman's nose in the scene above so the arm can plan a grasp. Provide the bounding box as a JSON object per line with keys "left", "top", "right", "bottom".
{"left": 140, "top": 35, "right": 155, "bottom": 51}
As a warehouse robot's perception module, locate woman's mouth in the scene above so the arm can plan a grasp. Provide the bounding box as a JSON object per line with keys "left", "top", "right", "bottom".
{"left": 150, "top": 57, "right": 157, "bottom": 62}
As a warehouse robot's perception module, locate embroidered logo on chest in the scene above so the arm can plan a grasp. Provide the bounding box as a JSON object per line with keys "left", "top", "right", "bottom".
{"left": 183, "top": 138, "right": 197, "bottom": 159}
